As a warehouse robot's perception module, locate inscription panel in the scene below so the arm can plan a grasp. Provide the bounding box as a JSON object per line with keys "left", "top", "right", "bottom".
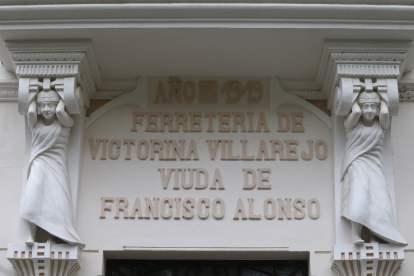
{"left": 79, "top": 77, "right": 332, "bottom": 251}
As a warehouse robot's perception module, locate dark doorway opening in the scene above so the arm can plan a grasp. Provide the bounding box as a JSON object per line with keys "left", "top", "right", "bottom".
{"left": 106, "top": 260, "right": 308, "bottom": 276}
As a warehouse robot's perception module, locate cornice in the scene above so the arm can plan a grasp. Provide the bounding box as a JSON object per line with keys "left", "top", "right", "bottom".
{"left": 1, "top": 4, "right": 414, "bottom": 30}
{"left": 2, "top": 1, "right": 414, "bottom": 5}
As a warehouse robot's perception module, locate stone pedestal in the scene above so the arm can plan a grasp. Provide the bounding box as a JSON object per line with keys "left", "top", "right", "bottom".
{"left": 331, "top": 243, "right": 404, "bottom": 276}
{"left": 7, "top": 243, "right": 81, "bottom": 276}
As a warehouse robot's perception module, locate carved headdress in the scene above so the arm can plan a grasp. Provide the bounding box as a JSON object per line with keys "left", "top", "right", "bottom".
{"left": 357, "top": 91, "right": 381, "bottom": 104}
{"left": 36, "top": 90, "right": 60, "bottom": 103}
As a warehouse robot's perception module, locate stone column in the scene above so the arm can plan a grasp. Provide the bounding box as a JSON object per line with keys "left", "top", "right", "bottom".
{"left": 324, "top": 41, "right": 411, "bottom": 276}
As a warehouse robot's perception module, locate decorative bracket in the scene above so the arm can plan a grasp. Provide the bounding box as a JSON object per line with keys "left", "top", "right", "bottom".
{"left": 321, "top": 40, "right": 412, "bottom": 111}
{"left": 332, "top": 243, "right": 404, "bottom": 276}
{"left": 18, "top": 77, "right": 84, "bottom": 115}
{"left": 7, "top": 243, "right": 81, "bottom": 276}
{"left": 5, "top": 40, "right": 102, "bottom": 113}
{"left": 333, "top": 77, "right": 399, "bottom": 116}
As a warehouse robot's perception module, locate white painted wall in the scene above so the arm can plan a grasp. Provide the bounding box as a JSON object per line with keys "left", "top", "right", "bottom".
{"left": 0, "top": 98, "right": 413, "bottom": 276}
{"left": 0, "top": 101, "right": 24, "bottom": 276}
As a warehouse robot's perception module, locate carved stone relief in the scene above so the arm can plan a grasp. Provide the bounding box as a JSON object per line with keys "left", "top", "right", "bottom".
{"left": 4, "top": 41, "right": 97, "bottom": 276}
{"left": 331, "top": 77, "right": 407, "bottom": 276}
{"left": 339, "top": 79, "right": 406, "bottom": 246}
{"left": 324, "top": 41, "right": 412, "bottom": 276}
{"left": 22, "top": 87, "right": 84, "bottom": 247}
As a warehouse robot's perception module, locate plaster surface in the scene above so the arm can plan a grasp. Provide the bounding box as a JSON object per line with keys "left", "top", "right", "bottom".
{"left": 0, "top": 102, "right": 24, "bottom": 248}
{"left": 79, "top": 103, "right": 333, "bottom": 251}
{"left": 1, "top": 100, "right": 414, "bottom": 275}
{"left": 391, "top": 102, "right": 414, "bottom": 249}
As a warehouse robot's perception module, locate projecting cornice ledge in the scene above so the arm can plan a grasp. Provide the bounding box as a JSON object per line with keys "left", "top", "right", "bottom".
{"left": 1, "top": 4, "right": 414, "bottom": 29}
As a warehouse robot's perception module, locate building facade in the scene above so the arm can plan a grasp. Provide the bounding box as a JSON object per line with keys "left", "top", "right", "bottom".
{"left": 1, "top": 2, "right": 414, "bottom": 276}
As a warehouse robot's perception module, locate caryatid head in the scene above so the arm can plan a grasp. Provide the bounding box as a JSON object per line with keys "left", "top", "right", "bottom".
{"left": 357, "top": 91, "right": 381, "bottom": 123}
{"left": 36, "top": 90, "right": 61, "bottom": 121}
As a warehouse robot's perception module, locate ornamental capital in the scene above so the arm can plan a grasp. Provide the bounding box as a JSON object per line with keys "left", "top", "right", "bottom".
{"left": 321, "top": 40, "right": 412, "bottom": 112}
{"left": 5, "top": 40, "right": 102, "bottom": 114}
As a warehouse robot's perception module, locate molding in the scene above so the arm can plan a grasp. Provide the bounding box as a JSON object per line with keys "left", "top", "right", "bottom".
{"left": 332, "top": 243, "right": 404, "bottom": 276}
{"left": 7, "top": 243, "right": 81, "bottom": 276}
{"left": 286, "top": 90, "right": 326, "bottom": 100}
{"left": 0, "top": 9, "right": 412, "bottom": 95}
{"left": 86, "top": 76, "right": 148, "bottom": 128}
{"left": 399, "top": 89, "right": 414, "bottom": 101}
{"left": 285, "top": 89, "right": 414, "bottom": 102}
{"left": 93, "top": 90, "right": 131, "bottom": 99}
{"left": 322, "top": 52, "right": 406, "bottom": 97}
{"left": 2, "top": 4, "right": 414, "bottom": 30}
{"left": 5, "top": 40, "right": 102, "bottom": 99}
{"left": 3, "top": 82, "right": 413, "bottom": 103}
{"left": 398, "top": 75, "right": 414, "bottom": 101}
{"left": 4, "top": 1, "right": 414, "bottom": 4}
{"left": 11, "top": 52, "right": 85, "bottom": 62}
{"left": 281, "top": 40, "right": 413, "bottom": 93}
{"left": 80, "top": 55, "right": 97, "bottom": 98}
{"left": 15, "top": 64, "right": 80, "bottom": 77}
{"left": 0, "top": 80, "right": 18, "bottom": 101}
{"left": 0, "top": 91, "right": 18, "bottom": 101}
{"left": 269, "top": 77, "right": 331, "bottom": 129}
{"left": 319, "top": 40, "right": 412, "bottom": 110}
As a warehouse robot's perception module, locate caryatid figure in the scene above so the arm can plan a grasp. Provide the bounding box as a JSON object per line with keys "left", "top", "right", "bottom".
{"left": 341, "top": 90, "right": 407, "bottom": 246}
{"left": 21, "top": 89, "right": 84, "bottom": 247}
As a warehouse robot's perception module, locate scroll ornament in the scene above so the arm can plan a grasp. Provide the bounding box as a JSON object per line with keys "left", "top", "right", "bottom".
{"left": 18, "top": 77, "right": 84, "bottom": 116}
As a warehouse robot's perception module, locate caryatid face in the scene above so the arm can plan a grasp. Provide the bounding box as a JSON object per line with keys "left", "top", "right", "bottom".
{"left": 360, "top": 102, "right": 379, "bottom": 122}
{"left": 38, "top": 101, "right": 58, "bottom": 121}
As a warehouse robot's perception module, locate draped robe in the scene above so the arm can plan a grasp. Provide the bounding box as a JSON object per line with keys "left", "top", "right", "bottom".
{"left": 20, "top": 119, "right": 84, "bottom": 247}
{"left": 341, "top": 120, "right": 406, "bottom": 246}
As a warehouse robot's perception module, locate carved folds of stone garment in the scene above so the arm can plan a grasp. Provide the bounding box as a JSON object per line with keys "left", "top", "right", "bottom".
{"left": 341, "top": 119, "right": 406, "bottom": 246}
{"left": 20, "top": 118, "right": 84, "bottom": 247}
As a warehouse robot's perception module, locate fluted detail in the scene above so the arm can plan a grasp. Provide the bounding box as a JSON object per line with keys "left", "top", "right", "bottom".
{"left": 7, "top": 243, "right": 81, "bottom": 276}
{"left": 332, "top": 244, "right": 404, "bottom": 276}
{"left": 322, "top": 52, "right": 405, "bottom": 97}
{"left": 337, "top": 64, "right": 400, "bottom": 77}
{"left": 11, "top": 52, "right": 85, "bottom": 62}
{"left": 16, "top": 65, "right": 78, "bottom": 77}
